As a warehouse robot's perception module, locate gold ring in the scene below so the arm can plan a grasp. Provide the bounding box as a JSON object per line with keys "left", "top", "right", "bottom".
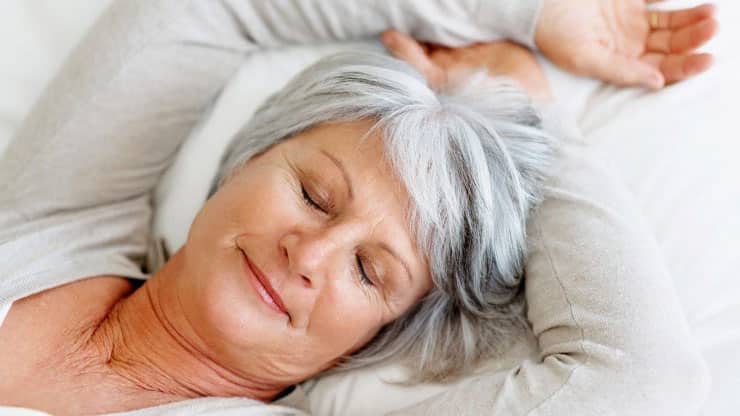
{"left": 650, "top": 12, "right": 660, "bottom": 29}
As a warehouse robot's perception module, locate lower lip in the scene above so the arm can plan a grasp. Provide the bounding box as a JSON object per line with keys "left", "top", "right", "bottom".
{"left": 240, "top": 251, "right": 287, "bottom": 316}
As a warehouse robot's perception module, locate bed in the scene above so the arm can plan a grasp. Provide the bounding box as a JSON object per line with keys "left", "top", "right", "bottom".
{"left": 1, "top": 1, "right": 738, "bottom": 415}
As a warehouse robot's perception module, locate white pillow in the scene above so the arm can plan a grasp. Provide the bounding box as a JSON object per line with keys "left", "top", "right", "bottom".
{"left": 152, "top": 2, "right": 740, "bottom": 414}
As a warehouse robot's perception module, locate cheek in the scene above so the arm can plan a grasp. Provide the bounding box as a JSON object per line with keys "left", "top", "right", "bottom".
{"left": 220, "top": 168, "right": 301, "bottom": 238}
{"left": 305, "top": 283, "right": 386, "bottom": 356}
{"left": 182, "top": 248, "right": 263, "bottom": 347}
{"left": 187, "top": 168, "right": 300, "bottom": 257}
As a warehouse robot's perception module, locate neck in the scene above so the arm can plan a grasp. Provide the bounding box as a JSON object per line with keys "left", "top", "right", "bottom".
{"left": 83, "top": 251, "right": 286, "bottom": 409}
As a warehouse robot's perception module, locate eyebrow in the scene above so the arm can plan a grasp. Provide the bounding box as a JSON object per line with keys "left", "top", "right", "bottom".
{"left": 379, "top": 242, "right": 413, "bottom": 286}
{"left": 317, "top": 148, "right": 413, "bottom": 287}
{"left": 319, "top": 149, "right": 353, "bottom": 201}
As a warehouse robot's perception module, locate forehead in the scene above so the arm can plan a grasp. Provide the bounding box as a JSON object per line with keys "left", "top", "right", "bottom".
{"left": 296, "top": 119, "right": 384, "bottom": 163}
{"left": 290, "top": 120, "right": 395, "bottom": 188}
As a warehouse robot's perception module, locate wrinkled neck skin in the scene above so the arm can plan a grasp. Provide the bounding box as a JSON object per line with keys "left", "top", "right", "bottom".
{"left": 78, "top": 253, "right": 287, "bottom": 412}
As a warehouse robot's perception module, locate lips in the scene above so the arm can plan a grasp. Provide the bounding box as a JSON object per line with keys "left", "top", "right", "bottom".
{"left": 240, "top": 249, "right": 289, "bottom": 317}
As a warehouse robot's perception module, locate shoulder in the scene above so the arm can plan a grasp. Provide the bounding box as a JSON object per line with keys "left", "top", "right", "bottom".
{"left": 0, "top": 276, "right": 133, "bottom": 376}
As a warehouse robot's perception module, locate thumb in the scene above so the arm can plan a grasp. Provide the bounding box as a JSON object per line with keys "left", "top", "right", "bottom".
{"left": 588, "top": 52, "right": 665, "bottom": 89}
{"left": 381, "top": 30, "right": 443, "bottom": 86}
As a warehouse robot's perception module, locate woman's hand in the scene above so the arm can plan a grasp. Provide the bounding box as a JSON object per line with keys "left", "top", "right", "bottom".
{"left": 381, "top": 31, "right": 552, "bottom": 101}
{"left": 535, "top": 1, "right": 718, "bottom": 89}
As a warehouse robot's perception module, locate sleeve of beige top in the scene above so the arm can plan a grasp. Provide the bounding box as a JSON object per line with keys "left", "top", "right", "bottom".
{"left": 232, "top": 0, "right": 543, "bottom": 48}
{"left": 388, "top": 108, "right": 711, "bottom": 416}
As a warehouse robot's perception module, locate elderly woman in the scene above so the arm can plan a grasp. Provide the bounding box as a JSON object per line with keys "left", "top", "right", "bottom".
{"left": 0, "top": 1, "right": 716, "bottom": 415}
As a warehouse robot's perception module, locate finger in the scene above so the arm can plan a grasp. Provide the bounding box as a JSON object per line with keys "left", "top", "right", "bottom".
{"left": 646, "top": 18, "right": 718, "bottom": 53}
{"left": 587, "top": 51, "right": 665, "bottom": 89}
{"left": 648, "top": 3, "right": 716, "bottom": 30}
{"left": 381, "top": 30, "right": 441, "bottom": 80}
{"left": 641, "top": 52, "right": 714, "bottom": 84}
{"left": 382, "top": 31, "right": 428, "bottom": 71}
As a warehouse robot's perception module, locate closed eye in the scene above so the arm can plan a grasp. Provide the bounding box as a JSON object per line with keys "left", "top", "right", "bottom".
{"left": 356, "top": 253, "right": 375, "bottom": 287}
{"left": 301, "top": 183, "right": 325, "bottom": 212}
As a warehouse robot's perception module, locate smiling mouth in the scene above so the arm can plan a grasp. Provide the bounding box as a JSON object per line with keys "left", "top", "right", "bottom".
{"left": 239, "top": 249, "right": 289, "bottom": 318}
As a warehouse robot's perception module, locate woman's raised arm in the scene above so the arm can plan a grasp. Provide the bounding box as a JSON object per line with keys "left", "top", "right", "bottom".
{"left": 0, "top": 0, "right": 542, "bottom": 228}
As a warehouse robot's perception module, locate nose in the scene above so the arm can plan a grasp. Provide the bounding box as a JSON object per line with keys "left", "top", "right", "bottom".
{"left": 279, "top": 228, "right": 346, "bottom": 291}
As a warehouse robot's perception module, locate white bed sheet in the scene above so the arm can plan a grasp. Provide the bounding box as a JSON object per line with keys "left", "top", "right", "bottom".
{"left": 1, "top": 1, "right": 738, "bottom": 415}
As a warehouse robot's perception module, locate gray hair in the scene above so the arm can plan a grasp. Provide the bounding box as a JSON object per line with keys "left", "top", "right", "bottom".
{"left": 208, "top": 51, "right": 559, "bottom": 383}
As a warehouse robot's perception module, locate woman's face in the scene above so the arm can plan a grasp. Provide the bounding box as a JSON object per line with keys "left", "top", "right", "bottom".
{"left": 175, "top": 119, "right": 433, "bottom": 389}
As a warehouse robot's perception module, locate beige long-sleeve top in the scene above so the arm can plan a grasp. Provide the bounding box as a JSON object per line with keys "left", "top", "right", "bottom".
{"left": 0, "top": 1, "right": 708, "bottom": 415}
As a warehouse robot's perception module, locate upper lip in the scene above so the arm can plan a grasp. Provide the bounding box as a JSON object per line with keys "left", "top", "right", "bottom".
{"left": 241, "top": 249, "right": 289, "bottom": 316}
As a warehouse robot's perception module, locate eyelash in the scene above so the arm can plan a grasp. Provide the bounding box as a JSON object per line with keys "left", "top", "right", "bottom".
{"left": 300, "top": 183, "right": 323, "bottom": 211}
{"left": 300, "top": 183, "right": 375, "bottom": 287}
